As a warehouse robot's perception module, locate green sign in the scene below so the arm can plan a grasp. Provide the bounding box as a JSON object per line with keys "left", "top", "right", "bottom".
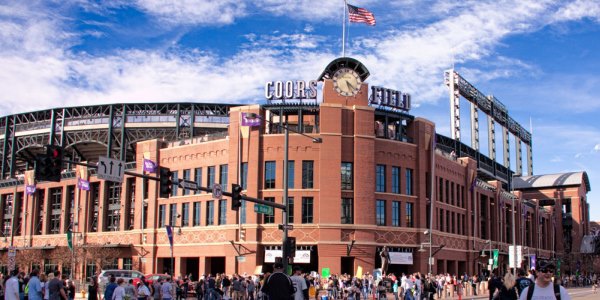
{"left": 322, "top": 267, "right": 330, "bottom": 279}
{"left": 254, "top": 204, "right": 273, "bottom": 215}
{"left": 557, "top": 259, "right": 561, "bottom": 276}
{"left": 67, "top": 230, "right": 73, "bottom": 251}
{"left": 492, "top": 249, "right": 499, "bottom": 268}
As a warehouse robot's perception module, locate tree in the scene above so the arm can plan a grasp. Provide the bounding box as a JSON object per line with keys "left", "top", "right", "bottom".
{"left": 15, "top": 249, "right": 44, "bottom": 272}
{"left": 83, "top": 244, "right": 121, "bottom": 269}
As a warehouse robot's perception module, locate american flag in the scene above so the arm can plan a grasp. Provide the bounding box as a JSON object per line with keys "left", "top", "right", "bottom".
{"left": 347, "top": 4, "right": 375, "bottom": 26}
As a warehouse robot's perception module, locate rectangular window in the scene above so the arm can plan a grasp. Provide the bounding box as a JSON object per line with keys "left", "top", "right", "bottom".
{"left": 376, "top": 200, "right": 386, "bottom": 226}
{"left": 172, "top": 171, "right": 179, "bottom": 196}
{"left": 50, "top": 187, "right": 62, "bottom": 234}
{"left": 1, "top": 194, "right": 14, "bottom": 237}
{"left": 405, "top": 168, "right": 413, "bottom": 195}
{"left": 207, "top": 166, "right": 216, "bottom": 189}
{"left": 220, "top": 164, "right": 228, "bottom": 192}
{"left": 287, "top": 161, "right": 295, "bottom": 189}
{"left": 302, "top": 197, "right": 314, "bottom": 224}
{"left": 406, "top": 202, "right": 414, "bottom": 227}
{"left": 194, "top": 167, "right": 202, "bottom": 194}
{"left": 341, "top": 198, "right": 353, "bottom": 224}
{"left": 264, "top": 197, "right": 275, "bottom": 224}
{"left": 123, "top": 258, "right": 133, "bottom": 270}
{"left": 302, "top": 161, "right": 314, "bottom": 189}
{"left": 265, "top": 161, "right": 276, "bottom": 189}
{"left": 240, "top": 201, "right": 247, "bottom": 224}
{"left": 376, "top": 165, "right": 386, "bottom": 192}
{"left": 341, "top": 162, "right": 353, "bottom": 190}
{"left": 182, "top": 203, "right": 190, "bottom": 226}
{"left": 35, "top": 189, "right": 45, "bottom": 235}
{"left": 287, "top": 197, "right": 294, "bottom": 224}
{"left": 241, "top": 163, "right": 248, "bottom": 190}
{"left": 392, "top": 167, "right": 400, "bottom": 194}
{"left": 105, "top": 182, "right": 121, "bottom": 232}
{"left": 158, "top": 205, "right": 166, "bottom": 228}
{"left": 206, "top": 201, "right": 214, "bottom": 225}
{"left": 169, "top": 204, "right": 177, "bottom": 226}
{"left": 90, "top": 183, "right": 100, "bottom": 232}
{"left": 392, "top": 201, "right": 401, "bottom": 227}
{"left": 126, "top": 179, "right": 136, "bottom": 230}
{"left": 219, "top": 199, "right": 227, "bottom": 225}
{"left": 183, "top": 169, "right": 191, "bottom": 195}
{"left": 193, "top": 202, "right": 201, "bottom": 226}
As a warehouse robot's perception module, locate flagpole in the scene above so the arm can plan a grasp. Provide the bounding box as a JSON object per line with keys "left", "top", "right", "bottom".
{"left": 342, "top": 0, "right": 347, "bottom": 57}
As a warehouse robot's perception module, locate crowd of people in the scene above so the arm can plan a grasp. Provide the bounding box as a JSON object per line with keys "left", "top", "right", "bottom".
{"left": 1, "top": 260, "right": 599, "bottom": 300}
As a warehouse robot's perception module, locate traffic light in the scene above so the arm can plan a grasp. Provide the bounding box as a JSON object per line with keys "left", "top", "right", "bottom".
{"left": 231, "top": 183, "right": 243, "bottom": 210}
{"left": 159, "top": 167, "right": 173, "bottom": 198}
{"left": 35, "top": 145, "right": 63, "bottom": 182}
{"left": 286, "top": 237, "right": 296, "bottom": 259}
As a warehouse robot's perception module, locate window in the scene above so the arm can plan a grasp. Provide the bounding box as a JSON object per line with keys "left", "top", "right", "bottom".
{"left": 1, "top": 194, "right": 13, "bottom": 236}
{"left": 241, "top": 163, "right": 248, "bottom": 190}
{"left": 302, "top": 197, "right": 313, "bottom": 223}
{"left": 90, "top": 183, "right": 100, "bottom": 232}
{"left": 206, "top": 201, "right": 214, "bottom": 225}
{"left": 264, "top": 197, "right": 275, "bottom": 224}
{"left": 169, "top": 204, "right": 177, "bottom": 226}
{"left": 123, "top": 258, "right": 133, "bottom": 270}
{"left": 265, "top": 161, "right": 276, "bottom": 189}
{"left": 392, "top": 167, "right": 400, "bottom": 194}
{"left": 158, "top": 205, "right": 166, "bottom": 227}
{"left": 240, "top": 201, "right": 247, "bottom": 224}
{"left": 194, "top": 168, "right": 202, "bottom": 194}
{"left": 172, "top": 171, "right": 179, "bottom": 196}
{"left": 392, "top": 201, "right": 401, "bottom": 227}
{"left": 126, "top": 179, "right": 135, "bottom": 230}
{"left": 287, "top": 197, "right": 294, "bottom": 224}
{"left": 193, "top": 202, "right": 201, "bottom": 226}
{"left": 302, "top": 161, "right": 314, "bottom": 189}
{"left": 182, "top": 203, "right": 190, "bottom": 226}
{"left": 341, "top": 198, "right": 353, "bottom": 224}
{"left": 376, "top": 165, "right": 386, "bottom": 192}
{"left": 220, "top": 164, "right": 228, "bottom": 192}
{"left": 376, "top": 200, "right": 386, "bottom": 226}
{"left": 219, "top": 199, "right": 227, "bottom": 225}
{"left": 183, "top": 169, "right": 191, "bottom": 195}
{"left": 406, "top": 202, "right": 413, "bottom": 227}
{"left": 44, "top": 259, "right": 58, "bottom": 275}
{"left": 35, "top": 189, "right": 45, "bottom": 235}
{"left": 207, "top": 166, "right": 216, "bottom": 189}
{"left": 50, "top": 187, "right": 62, "bottom": 234}
{"left": 341, "top": 162, "right": 353, "bottom": 190}
{"left": 105, "top": 182, "right": 121, "bottom": 232}
{"left": 405, "top": 168, "right": 413, "bottom": 195}
{"left": 287, "top": 161, "right": 295, "bottom": 189}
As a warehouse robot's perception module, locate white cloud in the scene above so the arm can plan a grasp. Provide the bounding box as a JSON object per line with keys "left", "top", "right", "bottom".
{"left": 135, "top": 0, "right": 247, "bottom": 25}
{"left": 552, "top": 0, "right": 600, "bottom": 22}
{"left": 594, "top": 144, "right": 600, "bottom": 152}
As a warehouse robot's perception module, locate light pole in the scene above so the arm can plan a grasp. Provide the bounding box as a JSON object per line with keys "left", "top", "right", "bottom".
{"left": 245, "top": 112, "right": 321, "bottom": 272}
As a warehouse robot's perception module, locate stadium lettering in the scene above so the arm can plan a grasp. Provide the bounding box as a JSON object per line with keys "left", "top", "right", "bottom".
{"left": 265, "top": 80, "right": 318, "bottom": 101}
{"left": 370, "top": 86, "right": 411, "bottom": 111}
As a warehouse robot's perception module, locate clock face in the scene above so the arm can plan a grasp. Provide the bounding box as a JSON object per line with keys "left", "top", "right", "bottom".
{"left": 332, "top": 68, "right": 362, "bottom": 97}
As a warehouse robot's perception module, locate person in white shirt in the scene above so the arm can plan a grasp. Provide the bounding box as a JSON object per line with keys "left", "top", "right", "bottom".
{"left": 5, "top": 270, "right": 20, "bottom": 300}
{"left": 290, "top": 267, "right": 307, "bottom": 300}
{"left": 112, "top": 278, "right": 126, "bottom": 300}
{"left": 519, "top": 261, "right": 571, "bottom": 300}
{"left": 161, "top": 278, "right": 174, "bottom": 300}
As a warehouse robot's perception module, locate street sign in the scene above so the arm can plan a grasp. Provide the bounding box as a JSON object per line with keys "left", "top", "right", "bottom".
{"left": 8, "top": 246, "right": 16, "bottom": 257}
{"left": 237, "top": 256, "right": 246, "bottom": 262}
{"left": 179, "top": 180, "right": 198, "bottom": 190}
{"left": 212, "top": 183, "right": 223, "bottom": 199}
{"left": 8, "top": 246, "right": 16, "bottom": 271}
{"left": 278, "top": 224, "right": 294, "bottom": 230}
{"left": 254, "top": 204, "right": 273, "bottom": 215}
{"left": 97, "top": 157, "right": 125, "bottom": 183}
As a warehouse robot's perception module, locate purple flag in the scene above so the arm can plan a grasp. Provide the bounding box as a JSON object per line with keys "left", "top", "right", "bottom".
{"left": 25, "top": 185, "right": 36, "bottom": 195}
{"left": 469, "top": 178, "right": 477, "bottom": 192}
{"left": 530, "top": 255, "right": 536, "bottom": 270}
{"left": 78, "top": 178, "right": 90, "bottom": 191}
{"left": 143, "top": 158, "right": 157, "bottom": 173}
{"left": 241, "top": 112, "right": 261, "bottom": 127}
{"left": 166, "top": 225, "right": 174, "bottom": 249}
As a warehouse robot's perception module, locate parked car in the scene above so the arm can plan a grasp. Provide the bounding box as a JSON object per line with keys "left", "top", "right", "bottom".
{"left": 98, "top": 269, "right": 145, "bottom": 289}
{"left": 143, "top": 274, "right": 196, "bottom": 297}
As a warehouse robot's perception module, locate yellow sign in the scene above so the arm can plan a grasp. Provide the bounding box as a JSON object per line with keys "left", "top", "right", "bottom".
{"left": 356, "top": 265, "right": 363, "bottom": 278}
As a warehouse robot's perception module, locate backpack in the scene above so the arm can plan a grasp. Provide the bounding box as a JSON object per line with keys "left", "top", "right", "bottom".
{"left": 266, "top": 272, "right": 296, "bottom": 299}
{"left": 526, "top": 284, "right": 561, "bottom": 300}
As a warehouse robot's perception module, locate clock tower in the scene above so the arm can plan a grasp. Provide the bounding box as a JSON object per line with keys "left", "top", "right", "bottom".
{"left": 319, "top": 57, "right": 371, "bottom": 107}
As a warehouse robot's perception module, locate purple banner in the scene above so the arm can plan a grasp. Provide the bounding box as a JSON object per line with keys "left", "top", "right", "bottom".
{"left": 78, "top": 178, "right": 90, "bottom": 191}
{"left": 25, "top": 185, "right": 36, "bottom": 195}
{"left": 241, "top": 112, "right": 261, "bottom": 127}
{"left": 166, "top": 225, "right": 174, "bottom": 249}
{"left": 143, "top": 158, "right": 157, "bottom": 173}
{"left": 530, "top": 255, "right": 536, "bottom": 270}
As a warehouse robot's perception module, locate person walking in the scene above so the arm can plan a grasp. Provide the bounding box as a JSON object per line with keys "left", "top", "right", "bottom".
{"left": 88, "top": 277, "right": 100, "bottom": 300}
{"left": 104, "top": 276, "right": 118, "bottom": 300}
{"left": 137, "top": 281, "right": 151, "bottom": 300}
{"left": 5, "top": 270, "right": 20, "bottom": 300}
{"left": 112, "top": 279, "right": 126, "bottom": 300}
{"left": 160, "top": 278, "right": 174, "bottom": 300}
{"left": 290, "top": 267, "right": 307, "bottom": 300}
{"left": 519, "top": 261, "right": 571, "bottom": 300}
{"left": 515, "top": 269, "right": 533, "bottom": 298}
{"left": 47, "top": 271, "right": 67, "bottom": 300}
{"left": 151, "top": 278, "right": 162, "bottom": 300}
{"left": 495, "top": 272, "right": 518, "bottom": 300}
{"left": 26, "top": 270, "right": 42, "bottom": 300}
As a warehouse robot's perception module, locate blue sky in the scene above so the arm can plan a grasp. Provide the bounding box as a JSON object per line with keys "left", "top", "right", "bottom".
{"left": 0, "top": 1, "right": 599, "bottom": 220}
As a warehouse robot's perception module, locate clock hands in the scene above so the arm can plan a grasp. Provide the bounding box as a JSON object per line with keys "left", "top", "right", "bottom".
{"left": 346, "top": 80, "right": 355, "bottom": 91}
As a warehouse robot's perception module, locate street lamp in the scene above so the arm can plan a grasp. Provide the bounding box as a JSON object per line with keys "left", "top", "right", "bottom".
{"left": 245, "top": 112, "right": 322, "bottom": 271}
